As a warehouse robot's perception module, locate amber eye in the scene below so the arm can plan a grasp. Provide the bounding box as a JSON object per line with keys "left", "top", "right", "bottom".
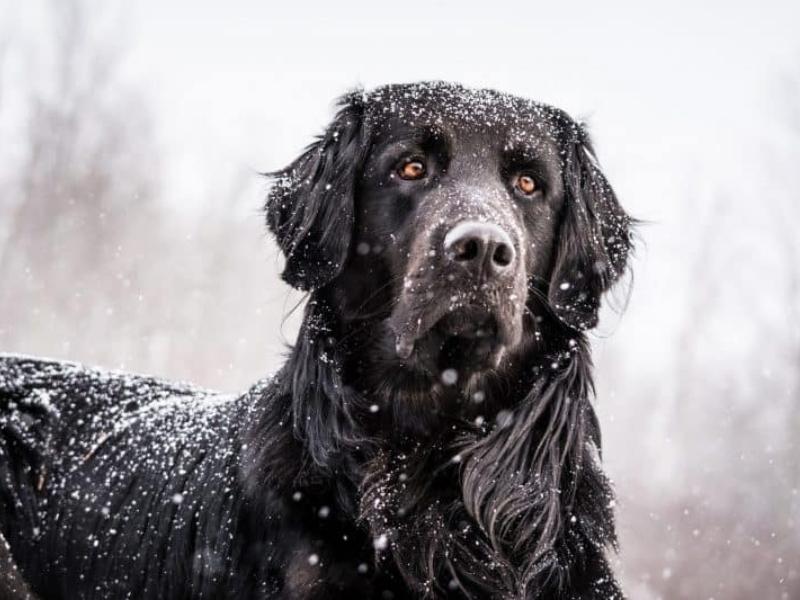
{"left": 398, "top": 159, "right": 426, "bottom": 180}
{"left": 515, "top": 174, "right": 537, "bottom": 195}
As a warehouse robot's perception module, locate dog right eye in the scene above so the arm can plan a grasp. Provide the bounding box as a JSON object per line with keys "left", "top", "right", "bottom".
{"left": 398, "top": 159, "right": 426, "bottom": 180}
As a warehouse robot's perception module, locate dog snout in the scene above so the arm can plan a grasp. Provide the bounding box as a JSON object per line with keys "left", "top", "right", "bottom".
{"left": 443, "top": 221, "right": 516, "bottom": 278}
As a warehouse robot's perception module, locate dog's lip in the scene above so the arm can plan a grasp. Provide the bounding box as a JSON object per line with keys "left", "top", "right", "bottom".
{"left": 391, "top": 303, "right": 518, "bottom": 359}
{"left": 434, "top": 308, "right": 498, "bottom": 339}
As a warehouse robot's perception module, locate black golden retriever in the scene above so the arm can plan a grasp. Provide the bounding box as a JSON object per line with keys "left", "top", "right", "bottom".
{"left": 0, "top": 82, "right": 632, "bottom": 599}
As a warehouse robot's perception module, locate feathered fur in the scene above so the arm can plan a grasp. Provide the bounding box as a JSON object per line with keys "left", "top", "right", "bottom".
{"left": 0, "top": 82, "right": 632, "bottom": 599}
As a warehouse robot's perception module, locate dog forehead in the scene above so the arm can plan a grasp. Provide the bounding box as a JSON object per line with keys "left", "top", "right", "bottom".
{"left": 363, "top": 81, "right": 567, "bottom": 145}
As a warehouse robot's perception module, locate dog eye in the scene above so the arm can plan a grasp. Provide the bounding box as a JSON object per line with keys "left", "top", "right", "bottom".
{"left": 514, "top": 174, "right": 537, "bottom": 196}
{"left": 398, "top": 159, "right": 427, "bottom": 180}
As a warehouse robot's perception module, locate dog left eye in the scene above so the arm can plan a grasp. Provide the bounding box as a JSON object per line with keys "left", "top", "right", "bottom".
{"left": 398, "top": 159, "right": 427, "bottom": 180}
{"left": 514, "top": 174, "right": 538, "bottom": 196}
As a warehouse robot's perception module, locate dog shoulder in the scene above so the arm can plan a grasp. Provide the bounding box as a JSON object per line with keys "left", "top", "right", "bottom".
{"left": 1, "top": 352, "right": 209, "bottom": 416}
{"left": 0, "top": 354, "right": 60, "bottom": 450}
{"left": 0, "top": 353, "right": 223, "bottom": 471}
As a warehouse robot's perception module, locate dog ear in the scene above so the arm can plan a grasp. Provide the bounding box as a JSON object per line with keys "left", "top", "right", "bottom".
{"left": 548, "top": 123, "right": 632, "bottom": 330}
{"left": 266, "top": 92, "right": 369, "bottom": 290}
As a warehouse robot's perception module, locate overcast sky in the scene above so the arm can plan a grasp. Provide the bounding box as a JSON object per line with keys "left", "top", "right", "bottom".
{"left": 102, "top": 0, "right": 798, "bottom": 216}
{"left": 3, "top": 0, "right": 798, "bottom": 365}
{"left": 5, "top": 0, "right": 799, "bottom": 211}
{"left": 1, "top": 0, "right": 797, "bottom": 351}
{"left": 2, "top": 0, "right": 798, "bottom": 380}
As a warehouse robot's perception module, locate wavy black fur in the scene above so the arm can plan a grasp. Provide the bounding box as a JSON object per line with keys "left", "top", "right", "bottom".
{"left": 0, "top": 82, "right": 632, "bottom": 599}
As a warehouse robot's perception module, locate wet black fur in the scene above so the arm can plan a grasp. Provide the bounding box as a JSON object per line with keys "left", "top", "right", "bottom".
{"left": 0, "top": 82, "right": 632, "bottom": 599}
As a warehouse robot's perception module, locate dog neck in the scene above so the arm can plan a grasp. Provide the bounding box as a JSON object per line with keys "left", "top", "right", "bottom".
{"left": 241, "top": 294, "right": 616, "bottom": 597}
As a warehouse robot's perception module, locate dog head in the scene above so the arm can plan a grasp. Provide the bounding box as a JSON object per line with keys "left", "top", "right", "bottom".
{"left": 267, "top": 82, "right": 631, "bottom": 384}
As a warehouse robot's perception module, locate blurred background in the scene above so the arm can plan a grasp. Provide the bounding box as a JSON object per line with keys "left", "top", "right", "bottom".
{"left": 1, "top": 0, "right": 798, "bottom": 597}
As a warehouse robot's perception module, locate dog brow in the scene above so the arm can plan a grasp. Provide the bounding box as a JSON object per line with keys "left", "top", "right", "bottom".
{"left": 382, "top": 121, "right": 450, "bottom": 147}
{"left": 502, "top": 138, "right": 550, "bottom": 161}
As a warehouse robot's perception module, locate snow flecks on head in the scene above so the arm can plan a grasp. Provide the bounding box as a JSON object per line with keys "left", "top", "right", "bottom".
{"left": 360, "top": 82, "right": 573, "bottom": 151}
{"left": 373, "top": 533, "right": 388, "bottom": 551}
{"left": 495, "top": 410, "right": 514, "bottom": 429}
{"left": 440, "top": 369, "right": 458, "bottom": 386}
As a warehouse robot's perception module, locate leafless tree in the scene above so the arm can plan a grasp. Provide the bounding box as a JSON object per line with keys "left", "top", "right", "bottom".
{"left": 616, "top": 64, "right": 800, "bottom": 600}
{"left": 0, "top": 0, "right": 163, "bottom": 367}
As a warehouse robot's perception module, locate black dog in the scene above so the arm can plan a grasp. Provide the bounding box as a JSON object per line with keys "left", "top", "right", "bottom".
{"left": 0, "top": 82, "right": 632, "bottom": 599}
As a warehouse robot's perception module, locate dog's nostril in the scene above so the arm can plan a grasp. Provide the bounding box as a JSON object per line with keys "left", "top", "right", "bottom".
{"left": 454, "top": 239, "right": 480, "bottom": 262}
{"left": 493, "top": 243, "right": 513, "bottom": 267}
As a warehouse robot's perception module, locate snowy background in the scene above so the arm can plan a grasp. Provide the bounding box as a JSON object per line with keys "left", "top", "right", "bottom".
{"left": 1, "top": 0, "right": 799, "bottom": 597}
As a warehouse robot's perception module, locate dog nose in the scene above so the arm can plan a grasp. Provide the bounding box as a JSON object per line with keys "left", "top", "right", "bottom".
{"left": 443, "top": 221, "right": 516, "bottom": 277}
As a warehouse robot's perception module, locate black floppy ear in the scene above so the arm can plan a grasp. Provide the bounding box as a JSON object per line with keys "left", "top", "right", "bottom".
{"left": 266, "top": 92, "right": 369, "bottom": 290}
{"left": 548, "top": 123, "right": 632, "bottom": 330}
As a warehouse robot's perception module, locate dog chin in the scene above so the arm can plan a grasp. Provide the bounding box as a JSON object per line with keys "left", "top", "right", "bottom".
{"left": 389, "top": 305, "right": 522, "bottom": 380}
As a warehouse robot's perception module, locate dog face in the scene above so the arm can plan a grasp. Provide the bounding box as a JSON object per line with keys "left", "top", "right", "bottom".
{"left": 347, "top": 88, "right": 566, "bottom": 378}
{"left": 267, "top": 82, "right": 631, "bottom": 385}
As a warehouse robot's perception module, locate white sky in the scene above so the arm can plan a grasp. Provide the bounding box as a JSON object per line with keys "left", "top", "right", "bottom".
{"left": 113, "top": 0, "right": 798, "bottom": 379}
{"left": 5, "top": 0, "right": 799, "bottom": 217}
{"left": 109, "top": 0, "right": 799, "bottom": 216}
{"left": 3, "top": 0, "right": 798, "bottom": 373}
{"left": 0, "top": 0, "right": 800, "bottom": 376}
{"left": 3, "top": 0, "right": 798, "bottom": 381}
